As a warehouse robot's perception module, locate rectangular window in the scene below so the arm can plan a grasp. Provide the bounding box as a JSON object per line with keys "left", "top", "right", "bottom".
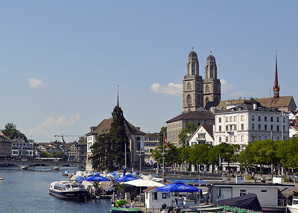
{"left": 219, "top": 117, "right": 222, "bottom": 123}
{"left": 258, "top": 116, "right": 261, "bottom": 121}
{"left": 241, "top": 124, "right": 244, "bottom": 130}
{"left": 261, "top": 190, "right": 267, "bottom": 193}
{"left": 234, "top": 116, "right": 237, "bottom": 122}
{"left": 277, "top": 117, "right": 279, "bottom": 122}
{"left": 271, "top": 125, "right": 274, "bottom": 131}
{"left": 229, "top": 116, "right": 232, "bottom": 122}
{"left": 264, "top": 125, "right": 267, "bottom": 130}
{"left": 258, "top": 124, "right": 261, "bottom": 130}
{"left": 271, "top": 117, "right": 273, "bottom": 122}
{"left": 226, "top": 137, "right": 229, "bottom": 142}
{"left": 241, "top": 135, "right": 244, "bottom": 142}
{"left": 241, "top": 115, "right": 244, "bottom": 121}
{"left": 219, "top": 126, "right": 222, "bottom": 132}
{"left": 240, "top": 189, "right": 247, "bottom": 196}
{"left": 226, "top": 125, "right": 228, "bottom": 131}
{"left": 277, "top": 126, "right": 279, "bottom": 131}
{"left": 234, "top": 136, "right": 237, "bottom": 142}
{"left": 252, "top": 115, "right": 255, "bottom": 121}
{"left": 252, "top": 124, "right": 255, "bottom": 130}
{"left": 264, "top": 116, "right": 267, "bottom": 122}
{"left": 219, "top": 137, "right": 222, "bottom": 143}
{"left": 226, "top": 117, "right": 228, "bottom": 122}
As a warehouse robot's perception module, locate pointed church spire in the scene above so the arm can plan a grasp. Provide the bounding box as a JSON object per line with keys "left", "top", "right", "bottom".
{"left": 117, "top": 85, "right": 119, "bottom": 107}
{"left": 273, "top": 51, "right": 280, "bottom": 100}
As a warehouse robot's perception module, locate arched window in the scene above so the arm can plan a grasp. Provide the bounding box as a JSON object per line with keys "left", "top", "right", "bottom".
{"left": 192, "top": 62, "right": 195, "bottom": 75}
{"left": 205, "top": 85, "right": 210, "bottom": 93}
{"left": 187, "top": 95, "right": 192, "bottom": 106}
{"left": 197, "top": 94, "right": 201, "bottom": 105}
{"left": 210, "top": 65, "right": 213, "bottom": 78}
{"left": 187, "top": 82, "right": 191, "bottom": 90}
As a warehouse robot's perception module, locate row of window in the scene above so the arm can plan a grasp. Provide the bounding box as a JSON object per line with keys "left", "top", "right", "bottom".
{"left": 218, "top": 124, "right": 285, "bottom": 132}
{"left": 218, "top": 115, "right": 285, "bottom": 123}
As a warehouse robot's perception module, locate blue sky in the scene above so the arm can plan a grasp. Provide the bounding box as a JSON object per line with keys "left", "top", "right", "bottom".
{"left": 1, "top": 1, "right": 297, "bottom": 142}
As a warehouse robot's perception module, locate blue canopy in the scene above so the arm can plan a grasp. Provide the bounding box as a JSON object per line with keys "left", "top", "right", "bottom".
{"left": 84, "top": 174, "right": 110, "bottom": 182}
{"left": 115, "top": 174, "right": 139, "bottom": 182}
{"left": 76, "top": 176, "right": 85, "bottom": 183}
{"left": 155, "top": 181, "right": 200, "bottom": 193}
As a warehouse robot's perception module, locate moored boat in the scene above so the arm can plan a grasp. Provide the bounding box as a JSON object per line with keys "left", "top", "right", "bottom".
{"left": 110, "top": 207, "right": 143, "bottom": 213}
{"left": 49, "top": 180, "right": 89, "bottom": 201}
{"left": 287, "top": 198, "right": 298, "bottom": 213}
{"left": 0, "top": 176, "right": 3, "bottom": 180}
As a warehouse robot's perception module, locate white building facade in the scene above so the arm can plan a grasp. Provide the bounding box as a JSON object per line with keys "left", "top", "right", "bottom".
{"left": 214, "top": 101, "right": 289, "bottom": 150}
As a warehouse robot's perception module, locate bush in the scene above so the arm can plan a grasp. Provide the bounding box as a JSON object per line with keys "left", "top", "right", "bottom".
{"left": 115, "top": 199, "right": 128, "bottom": 208}
{"left": 245, "top": 175, "right": 254, "bottom": 180}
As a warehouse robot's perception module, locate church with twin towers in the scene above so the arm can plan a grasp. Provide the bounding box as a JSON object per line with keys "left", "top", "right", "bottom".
{"left": 183, "top": 48, "right": 221, "bottom": 112}
{"left": 167, "top": 48, "right": 221, "bottom": 147}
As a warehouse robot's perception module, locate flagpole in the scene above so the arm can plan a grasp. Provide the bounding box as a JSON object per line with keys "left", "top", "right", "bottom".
{"left": 125, "top": 143, "right": 127, "bottom": 169}
{"left": 162, "top": 132, "right": 165, "bottom": 184}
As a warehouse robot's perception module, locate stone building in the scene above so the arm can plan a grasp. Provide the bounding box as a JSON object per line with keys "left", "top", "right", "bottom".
{"left": 168, "top": 48, "right": 220, "bottom": 147}
{"left": 85, "top": 112, "right": 145, "bottom": 171}
{"left": 183, "top": 49, "right": 221, "bottom": 112}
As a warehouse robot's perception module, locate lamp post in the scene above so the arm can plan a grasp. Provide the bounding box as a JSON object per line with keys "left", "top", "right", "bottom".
{"left": 158, "top": 132, "right": 166, "bottom": 184}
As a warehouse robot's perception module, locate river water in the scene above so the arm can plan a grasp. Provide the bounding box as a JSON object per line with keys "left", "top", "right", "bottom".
{"left": 0, "top": 167, "right": 111, "bottom": 213}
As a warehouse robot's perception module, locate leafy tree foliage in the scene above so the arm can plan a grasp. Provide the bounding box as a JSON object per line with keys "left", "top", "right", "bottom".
{"left": 178, "top": 122, "right": 197, "bottom": 147}
{"left": 159, "top": 126, "right": 167, "bottom": 145}
{"left": 151, "top": 142, "right": 182, "bottom": 166}
{"left": 2, "top": 123, "right": 27, "bottom": 141}
{"left": 40, "top": 151, "right": 53, "bottom": 158}
{"left": 89, "top": 105, "right": 130, "bottom": 171}
{"left": 276, "top": 137, "right": 298, "bottom": 169}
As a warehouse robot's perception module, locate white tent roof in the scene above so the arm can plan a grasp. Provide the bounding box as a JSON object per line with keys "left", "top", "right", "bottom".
{"left": 123, "top": 179, "right": 164, "bottom": 187}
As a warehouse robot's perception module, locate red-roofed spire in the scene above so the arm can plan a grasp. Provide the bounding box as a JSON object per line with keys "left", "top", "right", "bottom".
{"left": 273, "top": 51, "right": 280, "bottom": 100}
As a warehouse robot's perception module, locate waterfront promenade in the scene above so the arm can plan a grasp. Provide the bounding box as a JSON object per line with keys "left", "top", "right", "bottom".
{"left": 0, "top": 159, "right": 85, "bottom": 169}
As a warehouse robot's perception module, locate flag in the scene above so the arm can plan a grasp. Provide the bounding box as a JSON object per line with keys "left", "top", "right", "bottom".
{"left": 140, "top": 137, "right": 147, "bottom": 151}
{"left": 165, "top": 134, "right": 170, "bottom": 149}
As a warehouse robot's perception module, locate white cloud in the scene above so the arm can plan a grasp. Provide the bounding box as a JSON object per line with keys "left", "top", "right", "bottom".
{"left": 151, "top": 82, "right": 182, "bottom": 95}
{"left": 29, "top": 78, "right": 45, "bottom": 89}
{"left": 221, "top": 79, "right": 234, "bottom": 93}
{"left": 27, "top": 114, "right": 81, "bottom": 134}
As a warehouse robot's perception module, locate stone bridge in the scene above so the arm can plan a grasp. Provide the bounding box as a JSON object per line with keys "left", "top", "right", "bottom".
{"left": 0, "top": 160, "right": 86, "bottom": 170}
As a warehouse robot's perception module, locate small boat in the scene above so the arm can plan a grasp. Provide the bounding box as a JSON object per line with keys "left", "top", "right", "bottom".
{"left": 110, "top": 207, "right": 143, "bottom": 213}
{"left": 0, "top": 177, "right": 3, "bottom": 180}
{"left": 287, "top": 198, "right": 298, "bottom": 213}
{"left": 49, "top": 180, "right": 90, "bottom": 201}
{"left": 181, "top": 206, "right": 224, "bottom": 212}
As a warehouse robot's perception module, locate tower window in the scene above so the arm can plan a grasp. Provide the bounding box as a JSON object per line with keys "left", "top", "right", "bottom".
{"left": 205, "top": 85, "right": 210, "bottom": 93}
{"left": 187, "top": 82, "right": 191, "bottom": 90}
{"left": 192, "top": 62, "right": 195, "bottom": 75}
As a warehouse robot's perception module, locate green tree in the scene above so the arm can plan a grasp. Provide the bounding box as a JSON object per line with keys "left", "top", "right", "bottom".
{"left": 159, "top": 126, "right": 167, "bottom": 145}
{"left": 217, "top": 143, "right": 240, "bottom": 174}
{"left": 2, "top": 123, "right": 27, "bottom": 141}
{"left": 249, "top": 139, "right": 277, "bottom": 174}
{"left": 40, "top": 151, "right": 53, "bottom": 158}
{"left": 189, "top": 144, "right": 212, "bottom": 172}
{"left": 178, "top": 122, "right": 197, "bottom": 147}
{"left": 276, "top": 138, "right": 298, "bottom": 170}
{"left": 89, "top": 105, "right": 130, "bottom": 171}
{"left": 152, "top": 142, "right": 182, "bottom": 167}
{"left": 238, "top": 143, "right": 255, "bottom": 173}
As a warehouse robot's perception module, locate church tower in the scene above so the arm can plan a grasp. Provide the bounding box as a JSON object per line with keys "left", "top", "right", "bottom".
{"left": 183, "top": 48, "right": 203, "bottom": 112}
{"left": 203, "top": 51, "right": 221, "bottom": 109}
{"left": 273, "top": 53, "right": 280, "bottom": 100}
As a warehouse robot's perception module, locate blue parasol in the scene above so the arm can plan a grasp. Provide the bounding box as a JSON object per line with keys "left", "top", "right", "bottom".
{"left": 115, "top": 174, "right": 139, "bottom": 182}
{"left": 155, "top": 181, "right": 200, "bottom": 193}
{"left": 84, "top": 174, "right": 110, "bottom": 182}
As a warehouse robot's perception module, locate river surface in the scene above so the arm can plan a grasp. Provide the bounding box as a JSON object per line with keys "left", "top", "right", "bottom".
{"left": 0, "top": 167, "right": 111, "bottom": 213}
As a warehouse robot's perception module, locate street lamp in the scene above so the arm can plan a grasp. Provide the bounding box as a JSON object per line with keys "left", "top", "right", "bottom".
{"left": 158, "top": 132, "right": 166, "bottom": 184}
